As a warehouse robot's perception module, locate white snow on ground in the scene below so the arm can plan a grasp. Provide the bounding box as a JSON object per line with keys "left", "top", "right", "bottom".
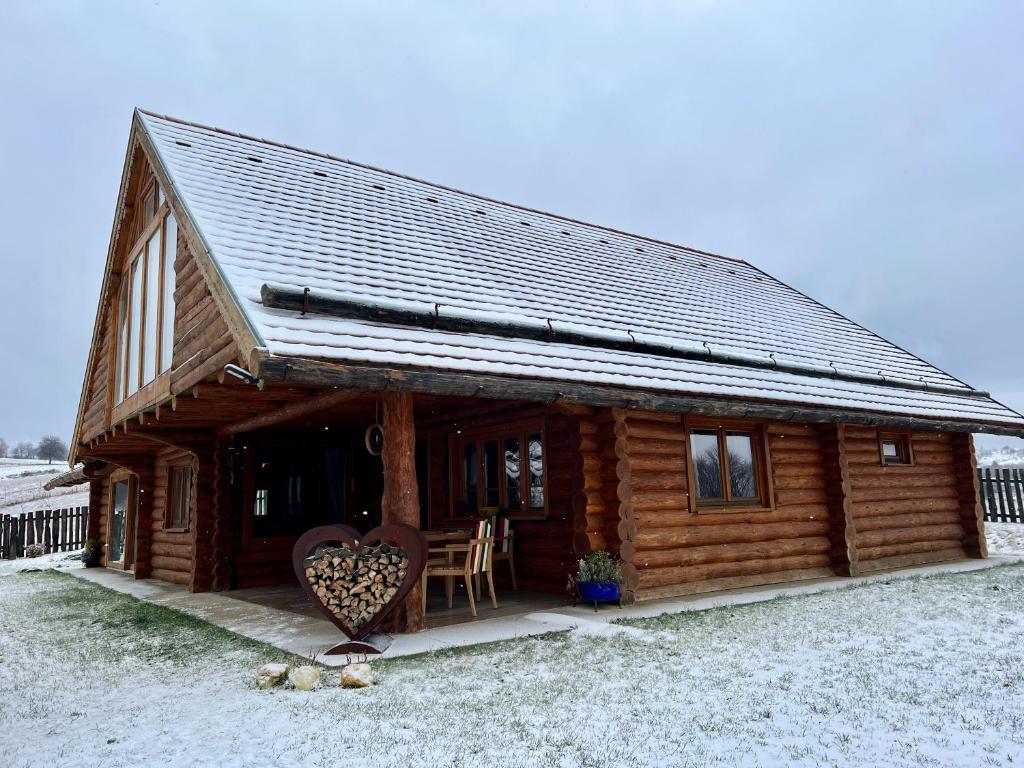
{"left": 0, "top": 458, "right": 88, "bottom": 514}
{"left": 987, "top": 522, "right": 1024, "bottom": 555}
{"left": 1, "top": 564, "right": 1023, "bottom": 767}
{"left": 0, "top": 550, "right": 82, "bottom": 577}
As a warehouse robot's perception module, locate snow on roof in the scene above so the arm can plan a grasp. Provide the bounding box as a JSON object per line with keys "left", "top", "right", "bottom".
{"left": 138, "top": 111, "right": 1024, "bottom": 429}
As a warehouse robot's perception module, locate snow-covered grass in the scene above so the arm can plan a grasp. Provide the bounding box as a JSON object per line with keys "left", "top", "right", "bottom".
{"left": 1, "top": 564, "right": 1022, "bottom": 768}
{"left": 0, "top": 458, "right": 87, "bottom": 514}
{"left": 0, "top": 550, "right": 83, "bottom": 577}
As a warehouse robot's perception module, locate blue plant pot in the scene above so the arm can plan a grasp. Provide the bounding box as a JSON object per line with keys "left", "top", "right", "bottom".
{"left": 578, "top": 581, "right": 620, "bottom": 603}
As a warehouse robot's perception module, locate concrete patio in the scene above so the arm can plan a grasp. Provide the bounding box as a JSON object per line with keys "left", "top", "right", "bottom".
{"left": 70, "top": 556, "right": 1019, "bottom": 665}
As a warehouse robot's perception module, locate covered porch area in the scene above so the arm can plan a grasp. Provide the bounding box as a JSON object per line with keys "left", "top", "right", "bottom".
{"left": 81, "top": 374, "right": 591, "bottom": 634}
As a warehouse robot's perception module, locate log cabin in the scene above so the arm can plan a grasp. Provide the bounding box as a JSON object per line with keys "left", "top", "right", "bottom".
{"left": 68, "top": 109, "right": 1024, "bottom": 632}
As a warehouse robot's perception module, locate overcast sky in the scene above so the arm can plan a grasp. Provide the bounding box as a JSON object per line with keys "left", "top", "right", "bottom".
{"left": 0, "top": 0, "right": 1021, "bottom": 450}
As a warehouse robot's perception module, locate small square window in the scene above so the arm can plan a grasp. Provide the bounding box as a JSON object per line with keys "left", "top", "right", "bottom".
{"left": 879, "top": 433, "right": 912, "bottom": 465}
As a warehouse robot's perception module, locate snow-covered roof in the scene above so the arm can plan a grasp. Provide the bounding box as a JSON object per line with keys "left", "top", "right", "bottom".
{"left": 138, "top": 111, "right": 1024, "bottom": 430}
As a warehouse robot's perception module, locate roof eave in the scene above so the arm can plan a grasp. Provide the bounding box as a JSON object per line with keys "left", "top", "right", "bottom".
{"left": 250, "top": 352, "right": 1024, "bottom": 439}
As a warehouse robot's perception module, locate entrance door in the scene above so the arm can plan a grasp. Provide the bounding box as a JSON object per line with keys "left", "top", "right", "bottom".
{"left": 107, "top": 478, "right": 136, "bottom": 569}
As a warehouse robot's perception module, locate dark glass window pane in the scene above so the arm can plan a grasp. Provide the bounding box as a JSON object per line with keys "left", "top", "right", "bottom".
{"left": 463, "top": 442, "right": 478, "bottom": 514}
{"left": 483, "top": 440, "right": 500, "bottom": 507}
{"left": 528, "top": 433, "right": 544, "bottom": 508}
{"left": 690, "top": 431, "right": 723, "bottom": 499}
{"left": 142, "top": 234, "right": 160, "bottom": 384}
{"left": 504, "top": 437, "right": 521, "bottom": 509}
{"left": 726, "top": 432, "right": 757, "bottom": 498}
{"left": 169, "top": 468, "right": 191, "bottom": 529}
{"left": 109, "top": 481, "right": 129, "bottom": 562}
{"left": 251, "top": 447, "right": 325, "bottom": 537}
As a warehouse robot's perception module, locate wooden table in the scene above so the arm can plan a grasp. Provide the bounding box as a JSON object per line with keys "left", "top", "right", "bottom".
{"left": 423, "top": 530, "right": 471, "bottom": 544}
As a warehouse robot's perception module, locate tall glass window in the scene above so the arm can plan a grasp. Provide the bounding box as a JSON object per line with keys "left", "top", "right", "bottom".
{"left": 128, "top": 258, "right": 142, "bottom": 392}
{"left": 142, "top": 234, "right": 160, "bottom": 383}
{"left": 161, "top": 214, "right": 177, "bottom": 372}
{"left": 114, "top": 175, "right": 178, "bottom": 401}
{"left": 115, "top": 280, "right": 130, "bottom": 404}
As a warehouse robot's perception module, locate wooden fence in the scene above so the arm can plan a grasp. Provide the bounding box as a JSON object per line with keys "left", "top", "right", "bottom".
{"left": 978, "top": 468, "right": 1024, "bottom": 524}
{"left": 0, "top": 506, "right": 88, "bottom": 560}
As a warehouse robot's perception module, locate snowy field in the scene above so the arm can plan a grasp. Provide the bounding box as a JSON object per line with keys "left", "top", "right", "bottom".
{"left": 0, "top": 458, "right": 88, "bottom": 515}
{"left": 1, "top": 561, "right": 1022, "bottom": 768}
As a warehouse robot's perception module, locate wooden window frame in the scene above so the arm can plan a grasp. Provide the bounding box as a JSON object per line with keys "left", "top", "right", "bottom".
{"left": 165, "top": 461, "right": 194, "bottom": 532}
{"left": 110, "top": 176, "right": 177, "bottom": 412}
{"left": 106, "top": 471, "right": 137, "bottom": 570}
{"left": 448, "top": 418, "right": 549, "bottom": 521}
{"left": 878, "top": 431, "right": 914, "bottom": 466}
{"left": 683, "top": 417, "right": 774, "bottom": 514}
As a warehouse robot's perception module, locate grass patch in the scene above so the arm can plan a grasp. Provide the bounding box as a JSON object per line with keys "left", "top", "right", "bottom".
{"left": 6, "top": 571, "right": 307, "bottom": 668}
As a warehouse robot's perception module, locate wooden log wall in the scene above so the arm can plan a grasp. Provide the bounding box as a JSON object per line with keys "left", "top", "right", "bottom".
{"left": 87, "top": 479, "right": 103, "bottom": 543}
{"left": 616, "top": 414, "right": 832, "bottom": 602}
{"left": 169, "top": 228, "right": 239, "bottom": 395}
{"left": 845, "top": 427, "right": 970, "bottom": 573}
{"left": 573, "top": 409, "right": 619, "bottom": 555}
{"left": 149, "top": 446, "right": 195, "bottom": 587}
{"left": 80, "top": 309, "right": 113, "bottom": 442}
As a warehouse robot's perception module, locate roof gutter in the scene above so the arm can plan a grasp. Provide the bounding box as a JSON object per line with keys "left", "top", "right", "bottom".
{"left": 261, "top": 284, "right": 991, "bottom": 401}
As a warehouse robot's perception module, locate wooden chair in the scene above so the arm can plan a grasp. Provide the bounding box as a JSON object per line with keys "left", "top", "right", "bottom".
{"left": 422, "top": 521, "right": 496, "bottom": 618}
{"left": 489, "top": 516, "right": 517, "bottom": 591}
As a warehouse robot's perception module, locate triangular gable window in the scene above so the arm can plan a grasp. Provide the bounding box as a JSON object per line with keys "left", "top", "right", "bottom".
{"left": 114, "top": 172, "right": 177, "bottom": 404}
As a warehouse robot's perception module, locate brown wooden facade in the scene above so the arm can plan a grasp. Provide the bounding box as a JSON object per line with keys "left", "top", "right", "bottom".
{"left": 68, "top": 114, "right": 1004, "bottom": 634}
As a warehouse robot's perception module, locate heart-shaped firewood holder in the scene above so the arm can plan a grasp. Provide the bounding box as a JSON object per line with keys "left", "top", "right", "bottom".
{"left": 292, "top": 523, "right": 428, "bottom": 655}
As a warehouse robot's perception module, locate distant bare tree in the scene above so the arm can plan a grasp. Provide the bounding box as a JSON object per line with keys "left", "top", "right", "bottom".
{"left": 727, "top": 450, "right": 756, "bottom": 497}
{"left": 0, "top": 437, "right": 7, "bottom": 458}
{"left": 693, "top": 445, "right": 723, "bottom": 498}
{"left": 11, "top": 441, "right": 36, "bottom": 459}
{"left": 36, "top": 436, "right": 68, "bottom": 465}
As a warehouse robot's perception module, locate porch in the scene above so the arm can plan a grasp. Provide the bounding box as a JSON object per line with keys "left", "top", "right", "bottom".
{"left": 69, "top": 553, "right": 1015, "bottom": 663}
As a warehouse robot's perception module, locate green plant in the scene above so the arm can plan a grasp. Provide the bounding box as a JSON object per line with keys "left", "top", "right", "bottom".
{"left": 567, "top": 550, "right": 622, "bottom": 592}
{"left": 81, "top": 538, "right": 103, "bottom": 565}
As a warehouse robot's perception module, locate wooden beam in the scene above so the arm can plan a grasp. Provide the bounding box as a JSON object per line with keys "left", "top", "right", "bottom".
{"left": 216, "top": 388, "right": 365, "bottom": 436}
{"left": 254, "top": 355, "right": 1024, "bottom": 438}
{"left": 380, "top": 391, "right": 424, "bottom": 633}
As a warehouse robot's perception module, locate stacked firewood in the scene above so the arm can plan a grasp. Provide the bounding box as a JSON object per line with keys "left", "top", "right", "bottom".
{"left": 304, "top": 544, "right": 409, "bottom": 631}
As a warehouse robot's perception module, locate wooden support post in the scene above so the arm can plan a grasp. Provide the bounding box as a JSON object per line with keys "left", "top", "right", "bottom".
{"left": 134, "top": 458, "right": 155, "bottom": 579}
{"left": 210, "top": 438, "right": 234, "bottom": 591}
{"left": 380, "top": 390, "right": 424, "bottom": 633}
{"left": 87, "top": 480, "right": 103, "bottom": 544}
{"left": 951, "top": 432, "right": 987, "bottom": 559}
{"left": 190, "top": 442, "right": 217, "bottom": 592}
{"left": 821, "top": 424, "right": 859, "bottom": 577}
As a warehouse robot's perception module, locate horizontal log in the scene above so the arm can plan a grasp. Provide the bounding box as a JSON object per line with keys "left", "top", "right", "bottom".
{"left": 855, "top": 546, "right": 965, "bottom": 572}
{"left": 632, "top": 519, "right": 829, "bottom": 550}
{"left": 631, "top": 566, "right": 832, "bottom": 602}
{"left": 853, "top": 509, "right": 962, "bottom": 532}
{"left": 150, "top": 567, "right": 191, "bottom": 585}
{"left": 767, "top": 436, "right": 821, "bottom": 452}
{"left": 614, "top": 419, "right": 686, "bottom": 442}
{"left": 634, "top": 506, "right": 827, "bottom": 530}
{"left": 851, "top": 486, "right": 958, "bottom": 503}
{"left": 626, "top": 536, "right": 831, "bottom": 569}
{"left": 150, "top": 555, "right": 191, "bottom": 572}
{"left": 856, "top": 523, "right": 963, "bottom": 549}
{"left": 851, "top": 496, "right": 961, "bottom": 517}
{"left": 615, "top": 436, "right": 688, "bottom": 458}
{"left": 636, "top": 553, "right": 832, "bottom": 588}
{"left": 150, "top": 542, "right": 194, "bottom": 559}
